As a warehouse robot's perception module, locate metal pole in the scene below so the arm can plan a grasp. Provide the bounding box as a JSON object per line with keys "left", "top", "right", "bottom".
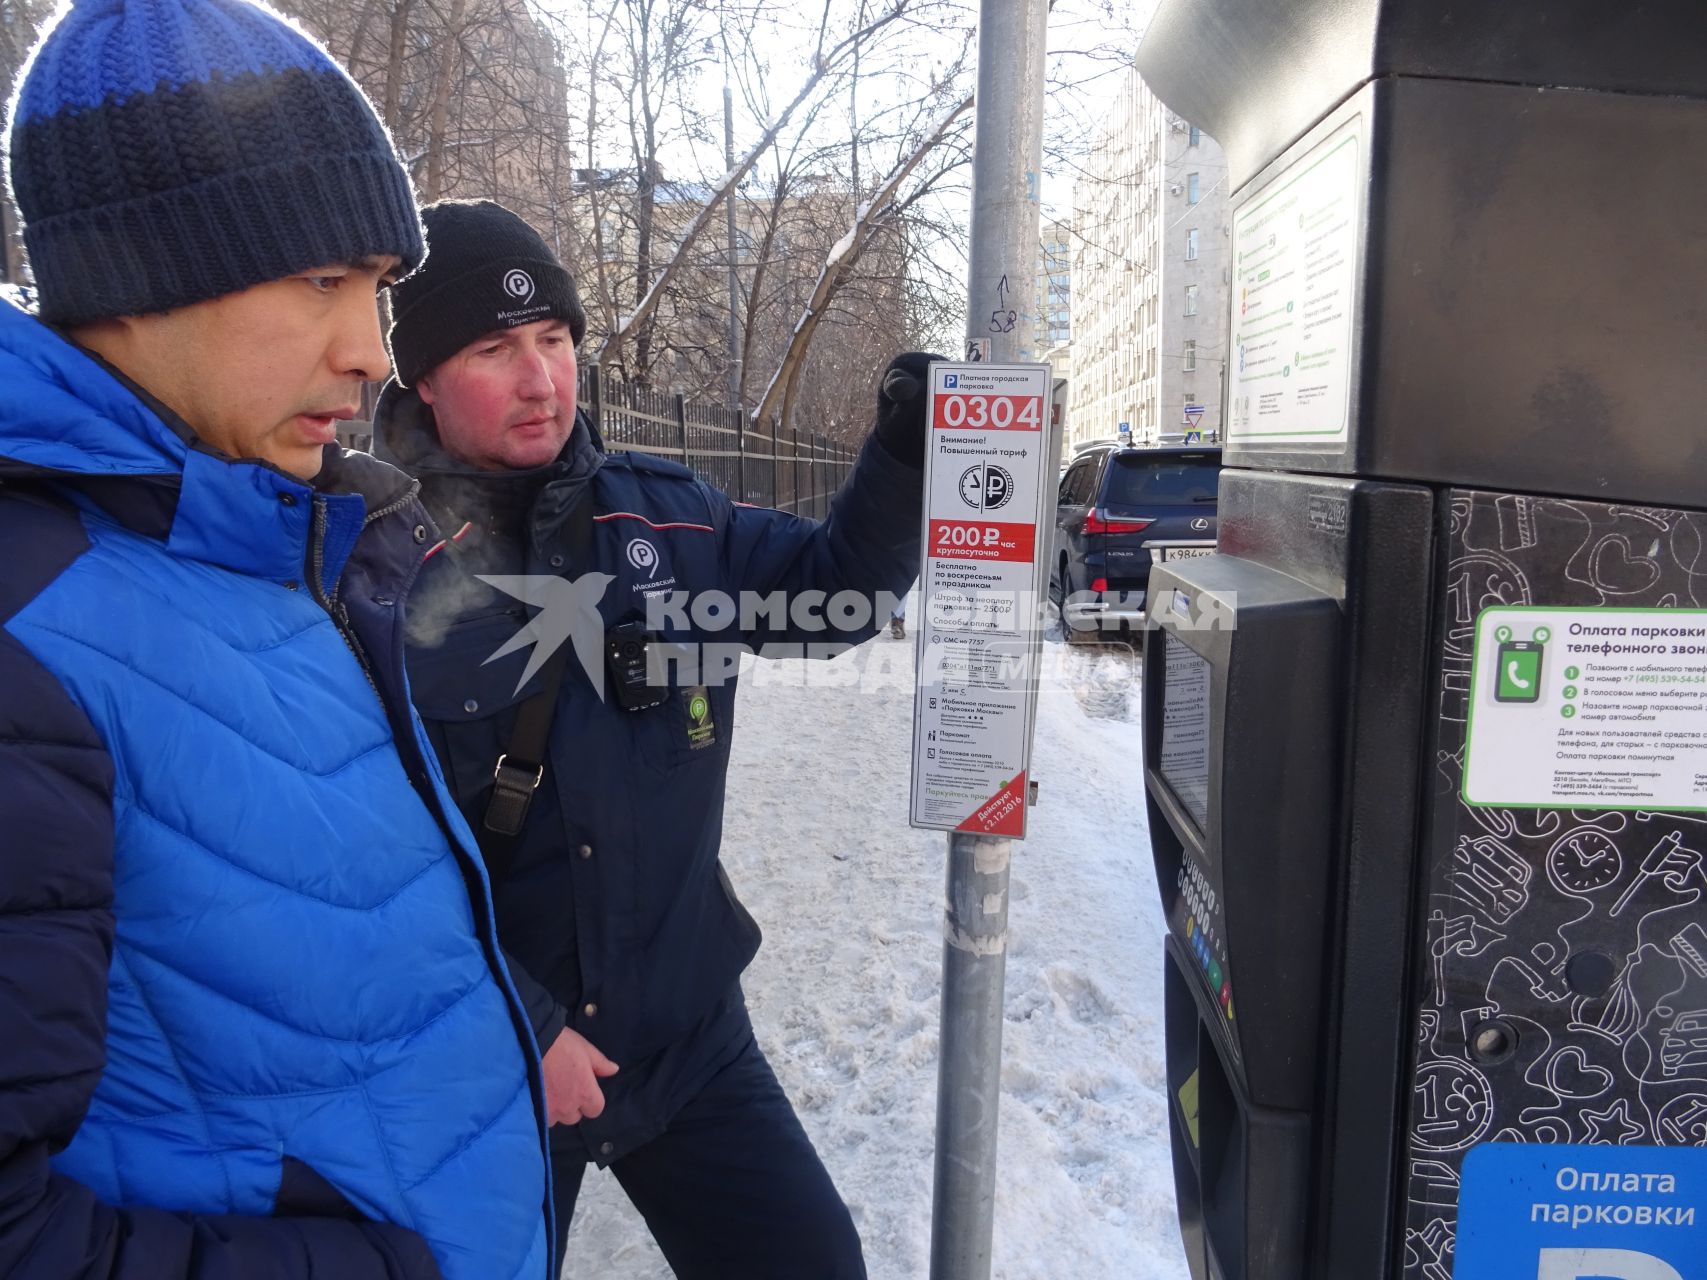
{"left": 812, "top": 432, "right": 819, "bottom": 518}
{"left": 588, "top": 362, "right": 604, "bottom": 441}
{"left": 736, "top": 410, "right": 747, "bottom": 504}
{"left": 808, "top": 433, "right": 819, "bottom": 519}
{"left": 932, "top": 833, "right": 1015, "bottom": 1277}
{"left": 793, "top": 425, "right": 804, "bottom": 514}
{"left": 1, "top": 194, "right": 22, "bottom": 285}
{"left": 930, "top": 2, "right": 1047, "bottom": 1278}
{"left": 813, "top": 434, "right": 820, "bottom": 518}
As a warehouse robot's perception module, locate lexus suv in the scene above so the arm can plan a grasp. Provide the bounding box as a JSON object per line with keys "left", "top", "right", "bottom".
{"left": 1050, "top": 444, "right": 1222, "bottom": 641}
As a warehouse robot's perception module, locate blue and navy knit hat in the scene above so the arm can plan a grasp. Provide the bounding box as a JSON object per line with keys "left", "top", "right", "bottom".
{"left": 4, "top": 0, "right": 425, "bottom": 325}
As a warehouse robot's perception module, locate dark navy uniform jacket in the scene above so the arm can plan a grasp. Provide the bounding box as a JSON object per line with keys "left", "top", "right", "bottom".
{"left": 376, "top": 384, "right": 922, "bottom": 1163}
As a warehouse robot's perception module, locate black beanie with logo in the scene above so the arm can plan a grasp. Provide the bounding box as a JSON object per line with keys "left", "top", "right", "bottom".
{"left": 388, "top": 199, "right": 586, "bottom": 387}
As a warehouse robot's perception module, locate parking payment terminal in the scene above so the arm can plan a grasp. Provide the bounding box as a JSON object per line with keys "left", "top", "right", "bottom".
{"left": 1148, "top": 561, "right": 1339, "bottom": 1280}
{"left": 1137, "top": 2, "right": 1707, "bottom": 1278}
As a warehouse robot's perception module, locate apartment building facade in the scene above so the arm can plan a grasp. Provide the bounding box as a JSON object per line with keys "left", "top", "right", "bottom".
{"left": 1070, "top": 67, "right": 1229, "bottom": 449}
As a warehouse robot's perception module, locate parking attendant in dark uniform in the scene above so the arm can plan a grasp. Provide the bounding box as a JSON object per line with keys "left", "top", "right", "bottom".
{"left": 376, "top": 199, "right": 936, "bottom": 1278}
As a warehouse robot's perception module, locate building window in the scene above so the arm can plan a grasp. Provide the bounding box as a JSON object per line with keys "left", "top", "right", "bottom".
{"left": 1184, "top": 340, "right": 1197, "bottom": 372}
{"left": 1185, "top": 228, "right": 1200, "bottom": 261}
{"left": 1184, "top": 284, "right": 1198, "bottom": 317}
{"left": 1187, "top": 173, "right": 1201, "bottom": 204}
{"left": 1189, "top": 125, "right": 1202, "bottom": 148}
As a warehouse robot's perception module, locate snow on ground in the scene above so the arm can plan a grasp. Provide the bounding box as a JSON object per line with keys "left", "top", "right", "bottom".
{"left": 563, "top": 626, "right": 1190, "bottom": 1279}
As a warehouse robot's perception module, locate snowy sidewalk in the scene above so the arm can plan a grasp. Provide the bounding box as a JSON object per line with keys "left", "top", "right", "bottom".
{"left": 563, "top": 632, "right": 1190, "bottom": 1279}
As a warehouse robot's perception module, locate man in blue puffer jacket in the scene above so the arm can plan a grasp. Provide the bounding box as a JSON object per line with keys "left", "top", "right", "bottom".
{"left": 0, "top": 2, "right": 550, "bottom": 1277}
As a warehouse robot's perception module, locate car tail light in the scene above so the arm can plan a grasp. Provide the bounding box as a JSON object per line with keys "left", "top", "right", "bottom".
{"left": 1081, "top": 509, "right": 1155, "bottom": 536}
{"left": 1090, "top": 577, "right": 1108, "bottom": 593}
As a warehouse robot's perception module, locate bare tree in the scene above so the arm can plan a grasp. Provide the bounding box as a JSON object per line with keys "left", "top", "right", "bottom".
{"left": 287, "top": 0, "right": 576, "bottom": 246}
{"left": 578, "top": 6, "right": 625, "bottom": 341}
{"left": 420, "top": 0, "right": 472, "bottom": 201}
{"left": 591, "top": 0, "right": 911, "bottom": 375}
{"left": 380, "top": 0, "right": 412, "bottom": 133}
{"left": 9, "top": 0, "right": 1135, "bottom": 455}
{"left": 1, "top": 0, "right": 56, "bottom": 284}
{"left": 751, "top": 90, "right": 973, "bottom": 433}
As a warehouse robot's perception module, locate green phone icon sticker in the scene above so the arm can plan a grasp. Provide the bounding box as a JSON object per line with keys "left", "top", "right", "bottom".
{"left": 1495, "top": 640, "right": 1545, "bottom": 703}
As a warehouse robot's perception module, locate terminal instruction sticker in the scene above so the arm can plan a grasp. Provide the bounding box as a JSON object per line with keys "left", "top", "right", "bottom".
{"left": 1454, "top": 1143, "right": 1705, "bottom": 1279}
{"left": 910, "top": 363, "right": 1052, "bottom": 837}
{"left": 1464, "top": 607, "right": 1707, "bottom": 810}
{"left": 1227, "top": 115, "right": 1363, "bottom": 447}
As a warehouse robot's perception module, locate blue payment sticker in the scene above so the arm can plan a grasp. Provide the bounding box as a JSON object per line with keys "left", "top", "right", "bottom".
{"left": 1456, "top": 1143, "right": 1706, "bottom": 1279}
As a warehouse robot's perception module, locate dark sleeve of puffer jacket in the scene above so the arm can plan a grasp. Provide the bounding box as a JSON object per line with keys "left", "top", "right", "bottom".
{"left": 0, "top": 495, "right": 443, "bottom": 1280}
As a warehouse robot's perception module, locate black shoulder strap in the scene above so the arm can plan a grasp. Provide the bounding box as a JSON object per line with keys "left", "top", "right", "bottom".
{"left": 480, "top": 490, "right": 596, "bottom": 876}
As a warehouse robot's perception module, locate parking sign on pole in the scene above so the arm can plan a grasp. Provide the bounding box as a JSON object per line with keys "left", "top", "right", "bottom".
{"left": 910, "top": 362, "right": 1054, "bottom": 839}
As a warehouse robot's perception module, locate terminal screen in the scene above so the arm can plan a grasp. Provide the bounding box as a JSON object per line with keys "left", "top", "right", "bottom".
{"left": 1160, "top": 633, "right": 1212, "bottom": 834}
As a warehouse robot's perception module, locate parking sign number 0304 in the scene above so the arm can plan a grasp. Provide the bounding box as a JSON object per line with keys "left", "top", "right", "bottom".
{"left": 937, "top": 393, "right": 1041, "bottom": 430}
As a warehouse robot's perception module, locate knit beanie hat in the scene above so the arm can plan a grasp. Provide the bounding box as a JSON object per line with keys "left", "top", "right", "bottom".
{"left": 388, "top": 199, "right": 586, "bottom": 388}
{"left": 4, "top": 0, "right": 425, "bottom": 326}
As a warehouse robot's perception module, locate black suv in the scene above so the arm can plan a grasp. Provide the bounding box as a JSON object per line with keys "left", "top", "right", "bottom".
{"left": 1050, "top": 444, "right": 1222, "bottom": 639}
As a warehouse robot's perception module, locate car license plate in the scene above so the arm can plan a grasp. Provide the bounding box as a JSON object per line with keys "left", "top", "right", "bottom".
{"left": 1162, "top": 546, "right": 1215, "bottom": 561}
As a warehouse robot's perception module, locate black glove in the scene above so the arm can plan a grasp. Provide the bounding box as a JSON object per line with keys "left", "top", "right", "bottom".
{"left": 873, "top": 351, "right": 947, "bottom": 465}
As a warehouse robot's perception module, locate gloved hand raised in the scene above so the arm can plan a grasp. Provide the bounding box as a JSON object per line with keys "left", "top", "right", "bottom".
{"left": 873, "top": 351, "right": 949, "bottom": 465}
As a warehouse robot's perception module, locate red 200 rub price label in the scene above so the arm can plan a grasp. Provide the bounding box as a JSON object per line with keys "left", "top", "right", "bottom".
{"left": 928, "top": 519, "right": 1036, "bottom": 563}
{"left": 931, "top": 392, "right": 1042, "bottom": 431}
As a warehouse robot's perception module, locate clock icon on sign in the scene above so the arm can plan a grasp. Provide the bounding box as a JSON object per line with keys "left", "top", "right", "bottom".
{"left": 1547, "top": 829, "right": 1623, "bottom": 895}
{"left": 958, "top": 463, "right": 1013, "bottom": 512}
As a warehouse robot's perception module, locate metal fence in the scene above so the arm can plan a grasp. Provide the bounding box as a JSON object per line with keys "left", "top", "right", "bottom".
{"left": 343, "top": 365, "right": 855, "bottom": 521}
{"left": 580, "top": 363, "right": 853, "bottom": 519}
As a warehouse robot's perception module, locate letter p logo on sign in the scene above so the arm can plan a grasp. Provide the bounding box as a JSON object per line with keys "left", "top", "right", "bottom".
{"left": 1454, "top": 1145, "right": 1704, "bottom": 1280}
{"left": 1538, "top": 1249, "right": 1681, "bottom": 1280}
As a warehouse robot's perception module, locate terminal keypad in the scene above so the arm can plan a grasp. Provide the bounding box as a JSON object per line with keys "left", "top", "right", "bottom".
{"left": 1177, "top": 857, "right": 1235, "bottom": 1026}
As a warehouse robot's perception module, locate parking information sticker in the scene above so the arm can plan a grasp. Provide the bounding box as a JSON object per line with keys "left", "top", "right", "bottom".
{"left": 910, "top": 363, "right": 1053, "bottom": 837}
{"left": 1226, "top": 114, "right": 1363, "bottom": 447}
{"left": 1464, "top": 606, "right": 1707, "bottom": 809}
{"left": 1455, "top": 1143, "right": 1706, "bottom": 1279}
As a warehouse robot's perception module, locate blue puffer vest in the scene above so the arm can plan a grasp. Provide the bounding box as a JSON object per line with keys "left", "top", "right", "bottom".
{"left": 0, "top": 299, "right": 551, "bottom": 1279}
